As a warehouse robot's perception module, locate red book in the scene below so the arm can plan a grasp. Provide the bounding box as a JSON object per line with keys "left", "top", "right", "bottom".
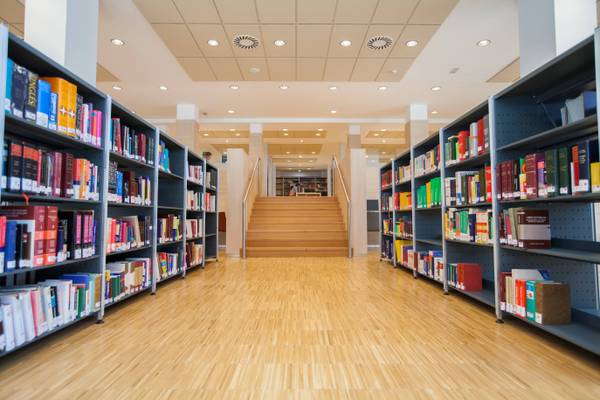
{"left": 485, "top": 165, "right": 492, "bottom": 202}
{"left": 476, "top": 118, "right": 485, "bottom": 155}
{"left": 571, "top": 144, "right": 580, "bottom": 192}
{"left": 75, "top": 213, "right": 82, "bottom": 258}
{"left": 0, "top": 206, "right": 46, "bottom": 267}
{"left": 0, "top": 216, "right": 6, "bottom": 271}
{"left": 61, "top": 152, "right": 74, "bottom": 198}
{"left": 525, "top": 153, "right": 538, "bottom": 199}
{"left": 53, "top": 152, "right": 63, "bottom": 197}
{"left": 44, "top": 206, "right": 58, "bottom": 265}
{"left": 495, "top": 163, "right": 502, "bottom": 200}
{"left": 458, "top": 263, "right": 482, "bottom": 291}
{"left": 458, "top": 130, "right": 469, "bottom": 160}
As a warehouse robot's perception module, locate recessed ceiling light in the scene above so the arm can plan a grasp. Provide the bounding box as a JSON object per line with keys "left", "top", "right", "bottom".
{"left": 382, "top": 139, "right": 387, "bottom": 143}
{"left": 280, "top": 84, "right": 289, "bottom": 90}
{"left": 405, "top": 40, "right": 418, "bottom": 47}
{"left": 329, "top": 86, "right": 338, "bottom": 91}
{"left": 227, "top": 109, "right": 235, "bottom": 114}
{"left": 249, "top": 67, "right": 261, "bottom": 74}
{"left": 207, "top": 39, "right": 219, "bottom": 47}
{"left": 374, "top": 133, "right": 380, "bottom": 137}
{"left": 477, "top": 39, "right": 492, "bottom": 47}
{"left": 365, "top": 155, "right": 369, "bottom": 159}
{"left": 287, "top": 160, "right": 291, "bottom": 163}
{"left": 300, "top": 139, "right": 304, "bottom": 143}
{"left": 315, "top": 133, "right": 321, "bottom": 136}
{"left": 112, "top": 85, "right": 122, "bottom": 91}
{"left": 298, "top": 155, "right": 303, "bottom": 158}
{"left": 274, "top": 39, "right": 286, "bottom": 47}
{"left": 330, "top": 110, "right": 337, "bottom": 114}
{"left": 309, "top": 160, "right": 314, "bottom": 163}
{"left": 230, "top": 85, "right": 240, "bottom": 90}
{"left": 318, "top": 128, "right": 324, "bottom": 131}
{"left": 431, "top": 110, "right": 439, "bottom": 115}
{"left": 308, "top": 167, "right": 312, "bottom": 170}
{"left": 311, "top": 151, "right": 316, "bottom": 154}
{"left": 431, "top": 86, "right": 441, "bottom": 91}
{"left": 298, "top": 170, "right": 302, "bottom": 172}
{"left": 382, "top": 151, "right": 386, "bottom": 154}
{"left": 235, "top": 133, "right": 240, "bottom": 136}
{"left": 225, "top": 139, "right": 229, "bottom": 143}
{"left": 229, "top": 128, "right": 235, "bottom": 132}
{"left": 111, "top": 38, "right": 125, "bottom": 46}
{"left": 283, "top": 133, "right": 289, "bottom": 136}
{"left": 203, "top": 133, "right": 209, "bottom": 137}
{"left": 378, "top": 86, "right": 388, "bottom": 91}
{"left": 380, "top": 128, "right": 387, "bottom": 132}
{"left": 282, "top": 128, "right": 288, "bottom": 131}
{"left": 159, "top": 85, "right": 168, "bottom": 91}
{"left": 340, "top": 40, "right": 352, "bottom": 47}
{"left": 286, "top": 151, "right": 291, "bottom": 154}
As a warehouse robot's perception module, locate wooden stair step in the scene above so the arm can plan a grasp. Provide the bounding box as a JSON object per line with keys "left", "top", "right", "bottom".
{"left": 245, "top": 246, "right": 348, "bottom": 257}
{"left": 247, "top": 232, "right": 347, "bottom": 241}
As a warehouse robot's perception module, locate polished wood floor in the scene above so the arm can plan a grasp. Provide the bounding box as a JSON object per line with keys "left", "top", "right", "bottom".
{"left": 0, "top": 253, "right": 599, "bottom": 399}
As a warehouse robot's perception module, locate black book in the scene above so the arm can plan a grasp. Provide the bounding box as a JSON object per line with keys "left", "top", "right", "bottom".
{"left": 11, "top": 63, "right": 28, "bottom": 119}
{"left": 25, "top": 70, "right": 38, "bottom": 121}
{"left": 2, "top": 139, "right": 10, "bottom": 190}
{"left": 75, "top": 94, "right": 83, "bottom": 133}
{"left": 58, "top": 211, "right": 77, "bottom": 260}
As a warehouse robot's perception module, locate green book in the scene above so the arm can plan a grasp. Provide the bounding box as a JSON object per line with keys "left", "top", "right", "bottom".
{"left": 526, "top": 280, "right": 538, "bottom": 321}
{"left": 558, "top": 147, "right": 570, "bottom": 195}
{"left": 545, "top": 148, "right": 558, "bottom": 197}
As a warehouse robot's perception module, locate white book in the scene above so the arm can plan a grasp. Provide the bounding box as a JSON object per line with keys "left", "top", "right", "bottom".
{"left": 1, "top": 304, "right": 15, "bottom": 351}
{"left": 0, "top": 294, "right": 26, "bottom": 346}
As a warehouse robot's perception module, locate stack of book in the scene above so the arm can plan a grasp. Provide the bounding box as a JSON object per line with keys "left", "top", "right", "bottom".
{"left": 381, "top": 237, "right": 394, "bottom": 260}
{"left": 394, "top": 218, "right": 413, "bottom": 239}
{"left": 394, "top": 240, "right": 413, "bottom": 267}
{"left": 157, "top": 252, "right": 179, "bottom": 279}
{"left": 205, "top": 170, "right": 216, "bottom": 189}
{"left": 186, "top": 190, "right": 203, "bottom": 211}
{"left": 5, "top": 59, "right": 103, "bottom": 146}
{"left": 105, "top": 258, "right": 152, "bottom": 304}
{"left": 382, "top": 218, "right": 393, "bottom": 236}
{"left": 416, "top": 250, "right": 443, "bottom": 281}
{"left": 107, "top": 162, "right": 152, "bottom": 205}
{"left": 185, "top": 243, "right": 203, "bottom": 267}
{"left": 395, "top": 192, "right": 412, "bottom": 211}
{"left": 395, "top": 163, "right": 411, "bottom": 183}
{"left": 414, "top": 144, "right": 440, "bottom": 177}
{"left": 204, "top": 193, "right": 217, "bottom": 212}
{"left": 109, "top": 119, "right": 154, "bottom": 164}
{"left": 445, "top": 208, "right": 493, "bottom": 245}
{"left": 188, "top": 165, "right": 203, "bottom": 184}
{"left": 416, "top": 177, "right": 441, "bottom": 209}
{"left": 158, "top": 140, "right": 170, "bottom": 172}
{"left": 445, "top": 166, "right": 492, "bottom": 206}
{"left": 186, "top": 218, "right": 203, "bottom": 239}
{"left": 445, "top": 116, "right": 490, "bottom": 164}
{"left": 157, "top": 214, "right": 182, "bottom": 244}
{"left": 381, "top": 169, "right": 392, "bottom": 188}
{"left": 447, "top": 263, "right": 482, "bottom": 291}
{"left": 105, "top": 216, "right": 152, "bottom": 254}
{"left": 498, "top": 208, "right": 551, "bottom": 249}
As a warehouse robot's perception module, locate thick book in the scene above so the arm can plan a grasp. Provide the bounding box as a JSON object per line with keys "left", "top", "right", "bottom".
{"left": 535, "top": 282, "right": 571, "bottom": 325}
{"left": 11, "top": 63, "right": 28, "bottom": 119}
{"left": 25, "top": 70, "right": 38, "bottom": 121}
{"left": 577, "top": 139, "right": 599, "bottom": 193}
{"left": 0, "top": 206, "right": 46, "bottom": 267}
{"left": 48, "top": 92, "right": 58, "bottom": 131}
{"left": 42, "top": 78, "right": 70, "bottom": 133}
{"left": 36, "top": 79, "right": 51, "bottom": 128}
{"left": 4, "top": 58, "right": 13, "bottom": 113}
{"left": 516, "top": 209, "right": 550, "bottom": 249}
{"left": 8, "top": 140, "right": 22, "bottom": 192}
{"left": 5, "top": 221, "right": 17, "bottom": 271}
{"left": 558, "top": 147, "right": 570, "bottom": 195}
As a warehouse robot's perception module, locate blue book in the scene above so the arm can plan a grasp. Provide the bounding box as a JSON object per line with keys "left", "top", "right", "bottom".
{"left": 4, "top": 221, "right": 17, "bottom": 271}
{"left": 36, "top": 79, "right": 51, "bottom": 128}
{"left": 116, "top": 171, "right": 123, "bottom": 200}
{"left": 5, "top": 58, "right": 13, "bottom": 114}
{"left": 48, "top": 92, "right": 58, "bottom": 130}
{"left": 60, "top": 274, "right": 90, "bottom": 289}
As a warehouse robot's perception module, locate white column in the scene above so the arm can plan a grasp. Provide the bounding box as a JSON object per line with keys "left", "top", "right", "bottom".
{"left": 406, "top": 104, "right": 428, "bottom": 146}
{"left": 518, "top": 0, "right": 596, "bottom": 76}
{"left": 226, "top": 148, "right": 248, "bottom": 257}
{"left": 249, "top": 123, "right": 267, "bottom": 196}
{"left": 175, "top": 103, "right": 200, "bottom": 153}
{"left": 24, "top": 0, "right": 99, "bottom": 85}
{"left": 347, "top": 125, "right": 368, "bottom": 256}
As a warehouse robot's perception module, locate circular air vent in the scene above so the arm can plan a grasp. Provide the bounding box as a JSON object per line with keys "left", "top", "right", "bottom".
{"left": 233, "top": 35, "right": 260, "bottom": 50}
{"left": 367, "top": 36, "right": 393, "bottom": 50}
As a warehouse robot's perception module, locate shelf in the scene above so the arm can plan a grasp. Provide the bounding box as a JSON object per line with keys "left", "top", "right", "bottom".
{"left": 206, "top": 186, "right": 217, "bottom": 192}
{"left": 451, "top": 286, "right": 495, "bottom": 307}
{"left": 186, "top": 262, "right": 203, "bottom": 270}
{"left": 205, "top": 233, "right": 217, "bottom": 237}
{"left": 108, "top": 202, "right": 153, "bottom": 209}
{"left": 105, "top": 286, "right": 150, "bottom": 309}
{"left": 157, "top": 270, "right": 183, "bottom": 283}
{"left": 4, "top": 114, "right": 103, "bottom": 151}
{"left": 381, "top": 185, "right": 393, "bottom": 191}
{"left": 106, "top": 244, "right": 152, "bottom": 256}
{"left": 109, "top": 151, "right": 154, "bottom": 169}
{"left": 0, "top": 255, "right": 100, "bottom": 278}
{"left": 447, "top": 202, "right": 492, "bottom": 209}
{"left": 413, "top": 134, "right": 439, "bottom": 151}
{"left": 417, "top": 270, "right": 443, "bottom": 284}
{"left": 416, "top": 206, "right": 442, "bottom": 211}
{"left": 394, "top": 208, "right": 412, "bottom": 213}
{"left": 187, "top": 179, "right": 203, "bottom": 189}
{"left": 445, "top": 152, "right": 490, "bottom": 169}
{"left": 500, "top": 243, "right": 600, "bottom": 264}
{"left": 157, "top": 240, "right": 183, "bottom": 248}
{"left": 1, "top": 192, "right": 101, "bottom": 204}
{"left": 416, "top": 238, "right": 443, "bottom": 247}
{"left": 157, "top": 205, "right": 183, "bottom": 211}
{"left": 498, "top": 114, "right": 597, "bottom": 151}
{"left": 186, "top": 236, "right": 204, "bottom": 242}
{"left": 382, "top": 233, "right": 394, "bottom": 238}
{"left": 414, "top": 169, "right": 440, "bottom": 180}
{"left": 159, "top": 169, "right": 184, "bottom": 180}
{"left": 186, "top": 208, "right": 204, "bottom": 213}
{"left": 500, "top": 192, "right": 600, "bottom": 205}
{"left": 445, "top": 238, "right": 493, "bottom": 248}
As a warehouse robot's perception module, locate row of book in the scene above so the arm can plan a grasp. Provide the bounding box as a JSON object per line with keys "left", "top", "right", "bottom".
{"left": 185, "top": 243, "right": 203, "bottom": 268}
{"left": 109, "top": 118, "right": 155, "bottom": 165}
{"left": 395, "top": 241, "right": 443, "bottom": 282}
{"left": 416, "top": 177, "right": 441, "bottom": 209}
{"left": 157, "top": 214, "right": 182, "bottom": 244}
{"left": 381, "top": 169, "right": 393, "bottom": 188}
{"left": 105, "top": 216, "right": 152, "bottom": 254}
{"left": 205, "top": 170, "right": 217, "bottom": 188}
{"left": 382, "top": 219, "right": 393, "bottom": 236}
{"left": 5, "top": 60, "right": 103, "bottom": 146}
{"left": 381, "top": 237, "right": 394, "bottom": 260}
{"left": 157, "top": 252, "right": 180, "bottom": 280}
{"left": 186, "top": 218, "right": 203, "bottom": 239}
{"left": 158, "top": 141, "right": 171, "bottom": 173}
{"left": 500, "top": 269, "right": 570, "bottom": 325}
{"left": 445, "top": 166, "right": 492, "bottom": 206}
{"left": 188, "top": 165, "right": 203, "bottom": 184}
{"left": 498, "top": 208, "right": 550, "bottom": 249}
{"left": 395, "top": 163, "right": 411, "bottom": 184}
{"left": 3, "top": 138, "right": 100, "bottom": 201}
{"left": 395, "top": 217, "right": 413, "bottom": 239}
{"left": 496, "top": 140, "right": 599, "bottom": 201}
{"left": 381, "top": 192, "right": 412, "bottom": 212}
{"left": 445, "top": 115, "right": 490, "bottom": 164}
{"left": 445, "top": 208, "right": 493, "bottom": 245}
{"left": 205, "top": 194, "right": 217, "bottom": 212}
{"left": 108, "top": 163, "right": 152, "bottom": 205}
{"left": 447, "top": 263, "right": 482, "bottom": 291}
{"left": 0, "top": 274, "right": 102, "bottom": 352}
{"left": 0, "top": 207, "right": 95, "bottom": 271}
{"left": 414, "top": 143, "right": 440, "bottom": 177}
{"left": 186, "top": 190, "right": 203, "bottom": 211}
{"left": 105, "top": 258, "right": 152, "bottom": 305}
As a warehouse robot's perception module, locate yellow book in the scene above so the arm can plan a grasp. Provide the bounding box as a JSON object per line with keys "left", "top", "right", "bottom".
{"left": 42, "top": 77, "right": 70, "bottom": 133}
{"left": 592, "top": 162, "right": 600, "bottom": 193}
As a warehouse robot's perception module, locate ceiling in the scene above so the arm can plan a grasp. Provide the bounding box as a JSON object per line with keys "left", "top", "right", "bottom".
{"left": 133, "top": 0, "right": 458, "bottom": 82}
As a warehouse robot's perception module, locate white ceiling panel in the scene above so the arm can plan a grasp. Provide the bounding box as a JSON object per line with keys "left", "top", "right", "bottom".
{"left": 188, "top": 24, "right": 234, "bottom": 57}
{"left": 389, "top": 25, "right": 438, "bottom": 58}
{"left": 152, "top": 24, "right": 203, "bottom": 57}
{"left": 377, "top": 58, "right": 413, "bottom": 82}
{"left": 268, "top": 58, "right": 296, "bottom": 81}
{"left": 335, "top": 0, "right": 379, "bottom": 24}
{"left": 224, "top": 24, "right": 265, "bottom": 57}
{"left": 256, "top": 0, "right": 295, "bottom": 24}
{"left": 178, "top": 58, "right": 216, "bottom": 81}
{"left": 261, "top": 25, "right": 296, "bottom": 58}
{"left": 133, "top": 0, "right": 183, "bottom": 23}
{"left": 207, "top": 58, "right": 243, "bottom": 80}
{"left": 238, "top": 58, "right": 270, "bottom": 80}
{"left": 297, "top": 25, "right": 332, "bottom": 58}
{"left": 358, "top": 25, "right": 405, "bottom": 58}
{"left": 173, "top": 0, "right": 220, "bottom": 24}
{"left": 214, "top": 0, "right": 259, "bottom": 24}
{"left": 323, "top": 59, "right": 355, "bottom": 81}
{"left": 372, "top": 0, "right": 419, "bottom": 24}
{"left": 351, "top": 58, "right": 385, "bottom": 81}
{"left": 328, "top": 25, "right": 369, "bottom": 58}
{"left": 409, "top": 0, "right": 459, "bottom": 25}
{"left": 296, "top": 59, "right": 326, "bottom": 81}
{"left": 297, "top": 0, "right": 337, "bottom": 23}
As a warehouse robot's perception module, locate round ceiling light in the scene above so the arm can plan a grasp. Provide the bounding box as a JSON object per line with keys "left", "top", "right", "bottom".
{"left": 279, "top": 84, "right": 289, "bottom": 90}
{"left": 203, "top": 133, "right": 209, "bottom": 137}
{"left": 233, "top": 34, "right": 260, "bottom": 50}
{"left": 431, "top": 110, "right": 439, "bottom": 115}
{"left": 405, "top": 40, "right": 418, "bottom": 47}
{"left": 367, "top": 36, "right": 393, "bottom": 50}
{"left": 111, "top": 38, "right": 125, "bottom": 46}
{"left": 229, "top": 85, "right": 240, "bottom": 90}
{"left": 249, "top": 67, "right": 261, "bottom": 74}
{"left": 329, "top": 86, "right": 338, "bottom": 91}
{"left": 274, "top": 39, "right": 286, "bottom": 47}
{"left": 229, "top": 128, "right": 235, "bottom": 132}
{"left": 227, "top": 109, "right": 235, "bottom": 114}
{"left": 378, "top": 86, "right": 388, "bottom": 91}
{"left": 207, "top": 39, "right": 219, "bottom": 47}
{"left": 477, "top": 39, "right": 492, "bottom": 47}
{"left": 330, "top": 110, "right": 337, "bottom": 114}
{"left": 112, "top": 85, "right": 122, "bottom": 91}
{"left": 159, "top": 85, "right": 168, "bottom": 91}
{"left": 431, "top": 86, "right": 441, "bottom": 91}
{"left": 339, "top": 40, "right": 352, "bottom": 47}
{"left": 318, "top": 128, "right": 324, "bottom": 132}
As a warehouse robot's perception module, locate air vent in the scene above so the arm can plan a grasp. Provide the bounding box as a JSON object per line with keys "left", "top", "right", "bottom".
{"left": 233, "top": 35, "right": 260, "bottom": 50}
{"left": 367, "top": 36, "right": 393, "bottom": 50}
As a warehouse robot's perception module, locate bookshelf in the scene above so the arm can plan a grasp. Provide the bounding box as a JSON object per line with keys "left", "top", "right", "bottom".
{"left": 204, "top": 162, "right": 219, "bottom": 262}
{"left": 185, "top": 150, "right": 205, "bottom": 271}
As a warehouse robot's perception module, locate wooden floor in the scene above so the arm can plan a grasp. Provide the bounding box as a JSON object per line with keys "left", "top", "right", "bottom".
{"left": 0, "top": 253, "right": 599, "bottom": 399}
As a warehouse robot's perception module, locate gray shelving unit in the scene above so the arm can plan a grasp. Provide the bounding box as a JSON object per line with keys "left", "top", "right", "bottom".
{"left": 185, "top": 149, "right": 205, "bottom": 272}
{"left": 204, "top": 161, "right": 219, "bottom": 262}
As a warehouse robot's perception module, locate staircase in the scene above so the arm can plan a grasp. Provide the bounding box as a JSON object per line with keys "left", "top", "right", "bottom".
{"left": 245, "top": 197, "right": 348, "bottom": 257}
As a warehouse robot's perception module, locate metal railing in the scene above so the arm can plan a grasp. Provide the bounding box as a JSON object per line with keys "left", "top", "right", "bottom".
{"left": 242, "top": 157, "right": 261, "bottom": 258}
{"left": 331, "top": 156, "right": 352, "bottom": 258}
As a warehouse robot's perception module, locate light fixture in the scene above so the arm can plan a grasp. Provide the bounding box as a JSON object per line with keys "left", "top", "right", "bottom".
{"left": 229, "top": 85, "right": 240, "bottom": 90}
{"left": 477, "top": 39, "right": 492, "bottom": 47}
{"left": 318, "top": 128, "right": 324, "bottom": 132}
{"left": 112, "top": 85, "right": 122, "bottom": 91}
{"left": 225, "top": 139, "right": 229, "bottom": 143}
{"left": 286, "top": 151, "right": 291, "bottom": 154}
{"left": 283, "top": 133, "right": 289, "bottom": 136}
{"left": 382, "top": 139, "right": 387, "bottom": 143}
{"left": 279, "top": 84, "right": 289, "bottom": 90}
{"left": 159, "top": 85, "right": 168, "bottom": 91}
{"left": 311, "top": 151, "right": 316, "bottom": 154}
{"left": 282, "top": 128, "right": 288, "bottom": 131}
{"left": 378, "top": 86, "right": 388, "bottom": 91}
{"left": 299, "top": 155, "right": 303, "bottom": 158}
{"left": 235, "top": 133, "right": 240, "bottom": 137}
{"left": 229, "top": 128, "right": 235, "bottom": 132}
{"left": 111, "top": 38, "right": 125, "bottom": 46}
{"left": 330, "top": 110, "right": 337, "bottom": 114}
{"left": 431, "top": 86, "right": 441, "bottom": 91}
{"left": 340, "top": 40, "right": 352, "bottom": 47}
{"left": 249, "top": 67, "right": 261, "bottom": 74}
{"left": 207, "top": 39, "right": 219, "bottom": 47}
{"left": 298, "top": 170, "right": 302, "bottom": 172}
{"left": 365, "top": 155, "right": 369, "bottom": 159}
{"left": 431, "top": 110, "right": 439, "bottom": 115}
{"left": 274, "top": 39, "right": 286, "bottom": 47}
{"left": 382, "top": 151, "right": 386, "bottom": 154}
{"left": 287, "top": 160, "right": 291, "bottom": 163}
{"left": 405, "top": 40, "right": 418, "bottom": 47}
{"left": 374, "top": 133, "right": 380, "bottom": 137}
{"left": 300, "top": 139, "right": 304, "bottom": 143}
{"left": 380, "top": 128, "right": 387, "bottom": 132}
{"left": 329, "top": 86, "right": 338, "bottom": 91}
{"left": 316, "top": 133, "right": 321, "bottom": 136}
{"left": 227, "top": 109, "right": 235, "bottom": 114}
{"left": 203, "top": 133, "right": 209, "bottom": 137}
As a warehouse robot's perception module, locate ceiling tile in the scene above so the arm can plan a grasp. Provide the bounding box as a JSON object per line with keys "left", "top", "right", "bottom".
{"left": 335, "top": 0, "right": 379, "bottom": 24}
{"left": 133, "top": 0, "right": 183, "bottom": 23}
{"left": 96, "top": 64, "right": 120, "bottom": 82}
{"left": 488, "top": 58, "right": 520, "bottom": 83}
{"left": 214, "top": 0, "right": 258, "bottom": 23}
{"left": 297, "top": 0, "right": 336, "bottom": 23}
{"left": 173, "top": 0, "right": 220, "bottom": 23}
{"left": 178, "top": 58, "right": 216, "bottom": 81}
{"left": 372, "top": 0, "right": 419, "bottom": 24}
{"left": 224, "top": 24, "right": 265, "bottom": 57}
{"left": 0, "top": 0, "right": 24, "bottom": 23}
{"left": 409, "top": 0, "right": 459, "bottom": 25}
{"left": 261, "top": 25, "right": 296, "bottom": 58}
{"left": 238, "top": 58, "right": 270, "bottom": 80}
{"left": 297, "top": 25, "right": 331, "bottom": 57}
{"left": 389, "top": 25, "right": 438, "bottom": 58}
{"left": 358, "top": 25, "right": 405, "bottom": 58}
{"left": 188, "top": 24, "right": 234, "bottom": 57}
{"left": 323, "top": 59, "right": 355, "bottom": 81}
{"left": 328, "top": 25, "right": 369, "bottom": 58}
{"left": 376, "top": 58, "right": 413, "bottom": 82}
{"left": 268, "top": 58, "right": 296, "bottom": 81}
{"left": 207, "top": 58, "right": 243, "bottom": 80}
{"left": 152, "top": 24, "right": 203, "bottom": 57}
{"left": 297, "top": 58, "right": 326, "bottom": 81}
{"left": 256, "top": 0, "right": 295, "bottom": 23}
{"left": 351, "top": 58, "right": 385, "bottom": 81}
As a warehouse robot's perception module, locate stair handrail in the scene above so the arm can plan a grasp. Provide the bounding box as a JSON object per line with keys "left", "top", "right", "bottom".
{"left": 331, "top": 155, "right": 352, "bottom": 258}
{"left": 242, "top": 157, "right": 261, "bottom": 258}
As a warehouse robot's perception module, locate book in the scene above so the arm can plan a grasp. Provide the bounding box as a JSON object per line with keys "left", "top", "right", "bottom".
{"left": 535, "top": 282, "right": 571, "bottom": 325}
{"left": 4, "top": 58, "right": 13, "bottom": 114}
{"left": 11, "top": 63, "right": 28, "bottom": 119}
{"left": 48, "top": 92, "right": 58, "bottom": 130}
{"left": 25, "top": 70, "right": 38, "bottom": 121}
{"left": 577, "top": 139, "right": 599, "bottom": 193}
{"left": 592, "top": 162, "right": 600, "bottom": 192}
